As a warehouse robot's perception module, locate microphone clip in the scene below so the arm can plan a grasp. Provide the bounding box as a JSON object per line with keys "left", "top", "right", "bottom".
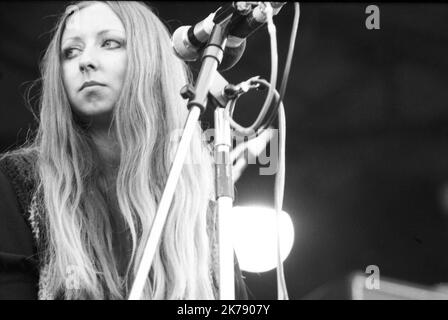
{"left": 223, "top": 76, "right": 262, "bottom": 99}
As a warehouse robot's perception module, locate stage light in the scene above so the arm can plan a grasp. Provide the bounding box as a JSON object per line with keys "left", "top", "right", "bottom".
{"left": 230, "top": 206, "right": 294, "bottom": 273}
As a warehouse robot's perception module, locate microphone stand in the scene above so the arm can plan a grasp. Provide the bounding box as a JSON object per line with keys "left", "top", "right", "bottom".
{"left": 128, "top": 15, "right": 236, "bottom": 300}
{"left": 209, "top": 72, "right": 236, "bottom": 300}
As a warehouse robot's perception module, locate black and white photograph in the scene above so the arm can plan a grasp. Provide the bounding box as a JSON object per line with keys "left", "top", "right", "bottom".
{"left": 1, "top": 1, "right": 448, "bottom": 303}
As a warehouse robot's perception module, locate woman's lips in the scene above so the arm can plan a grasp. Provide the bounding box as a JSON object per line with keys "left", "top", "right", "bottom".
{"left": 79, "top": 81, "right": 106, "bottom": 91}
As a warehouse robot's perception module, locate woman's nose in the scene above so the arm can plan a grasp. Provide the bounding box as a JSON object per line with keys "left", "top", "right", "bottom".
{"left": 78, "top": 48, "right": 98, "bottom": 73}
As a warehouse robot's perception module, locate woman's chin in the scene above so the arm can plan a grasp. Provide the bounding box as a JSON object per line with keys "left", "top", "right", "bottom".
{"left": 72, "top": 107, "right": 115, "bottom": 129}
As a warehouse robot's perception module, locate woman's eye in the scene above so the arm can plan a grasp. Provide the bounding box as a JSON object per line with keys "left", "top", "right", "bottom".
{"left": 102, "top": 39, "right": 121, "bottom": 49}
{"left": 62, "top": 47, "right": 81, "bottom": 59}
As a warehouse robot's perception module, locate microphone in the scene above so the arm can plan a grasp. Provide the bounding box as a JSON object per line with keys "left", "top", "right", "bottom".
{"left": 220, "top": 2, "right": 286, "bottom": 71}
{"left": 171, "top": 2, "right": 286, "bottom": 71}
{"left": 171, "top": 12, "right": 217, "bottom": 61}
{"left": 171, "top": 3, "right": 237, "bottom": 62}
{"left": 227, "top": 2, "right": 286, "bottom": 47}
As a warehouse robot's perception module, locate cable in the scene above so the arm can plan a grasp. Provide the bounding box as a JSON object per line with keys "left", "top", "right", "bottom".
{"left": 224, "top": 2, "right": 301, "bottom": 300}
{"left": 273, "top": 2, "right": 302, "bottom": 301}
{"left": 263, "top": 2, "right": 300, "bottom": 130}
{"left": 275, "top": 92, "right": 288, "bottom": 300}
{"left": 227, "top": 80, "right": 289, "bottom": 300}
{"left": 228, "top": 2, "right": 278, "bottom": 136}
{"left": 228, "top": 2, "right": 300, "bottom": 139}
{"left": 226, "top": 78, "right": 280, "bottom": 141}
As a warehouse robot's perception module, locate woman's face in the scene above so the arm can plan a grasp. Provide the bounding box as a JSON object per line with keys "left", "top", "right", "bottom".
{"left": 61, "top": 2, "right": 128, "bottom": 126}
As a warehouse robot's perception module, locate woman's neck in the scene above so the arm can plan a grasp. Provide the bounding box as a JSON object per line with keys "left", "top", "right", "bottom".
{"left": 89, "top": 126, "right": 131, "bottom": 275}
{"left": 89, "top": 126, "right": 120, "bottom": 176}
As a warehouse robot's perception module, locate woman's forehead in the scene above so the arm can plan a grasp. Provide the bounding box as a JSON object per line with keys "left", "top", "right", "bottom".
{"left": 62, "top": 2, "right": 125, "bottom": 41}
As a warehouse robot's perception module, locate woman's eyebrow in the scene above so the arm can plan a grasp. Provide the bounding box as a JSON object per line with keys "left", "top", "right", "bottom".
{"left": 62, "top": 29, "right": 125, "bottom": 45}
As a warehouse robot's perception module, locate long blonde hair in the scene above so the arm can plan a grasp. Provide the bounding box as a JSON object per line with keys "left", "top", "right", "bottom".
{"left": 17, "top": 1, "right": 216, "bottom": 299}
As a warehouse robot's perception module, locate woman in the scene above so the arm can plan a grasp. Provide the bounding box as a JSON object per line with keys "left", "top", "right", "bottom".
{"left": 0, "top": 1, "right": 247, "bottom": 299}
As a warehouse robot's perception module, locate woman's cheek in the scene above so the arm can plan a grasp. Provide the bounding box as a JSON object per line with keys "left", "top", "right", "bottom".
{"left": 62, "top": 64, "right": 77, "bottom": 97}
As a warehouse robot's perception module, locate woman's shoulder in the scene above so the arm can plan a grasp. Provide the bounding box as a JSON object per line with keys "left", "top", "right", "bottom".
{"left": 0, "top": 147, "right": 38, "bottom": 181}
{"left": 0, "top": 147, "right": 39, "bottom": 216}
{"left": 0, "top": 147, "right": 38, "bottom": 172}
{"left": 0, "top": 148, "right": 40, "bottom": 299}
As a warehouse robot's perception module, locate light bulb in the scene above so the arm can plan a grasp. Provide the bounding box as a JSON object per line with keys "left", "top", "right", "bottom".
{"left": 230, "top": 206, "right": 294, "bottom": 273}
